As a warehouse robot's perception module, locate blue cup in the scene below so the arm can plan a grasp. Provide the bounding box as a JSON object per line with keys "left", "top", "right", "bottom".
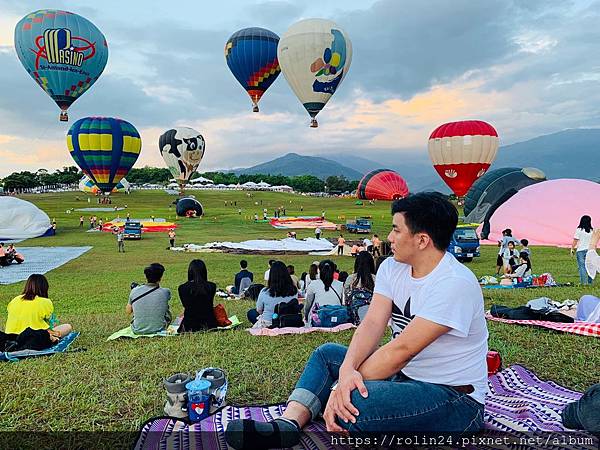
{"left": 186, "top": 379, "right": 211, "bottom": 422}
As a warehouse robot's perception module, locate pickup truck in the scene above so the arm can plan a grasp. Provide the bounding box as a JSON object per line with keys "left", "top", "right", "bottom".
{"left": 448, "top": 225, "right": 480, "bottom": 262}
{"left": 123, "top": 221, "right": 142, "bottom": 240}
{"left": 346, "top": 218, "right": 372, "bottom": 234}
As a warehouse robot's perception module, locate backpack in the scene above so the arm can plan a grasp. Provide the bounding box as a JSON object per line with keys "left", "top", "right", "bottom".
{"left": 270, "top": 298, "right": 304, "bottom": 328}
{"left": 346, "top": 288, "right": 373, "bottom": 325}
{"left": 243, "top": 283, "right": 265, "bottom": 301}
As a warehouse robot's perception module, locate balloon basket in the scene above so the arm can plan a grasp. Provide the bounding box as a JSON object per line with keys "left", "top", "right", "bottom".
{"left": 252, "top": 105, "right": 259, "bottom": 113}
{"left": 310, "top": 118, "right": 318, "bottom": 128}
{"left": 60, "top": 111, "right": 69, "bottom": 122}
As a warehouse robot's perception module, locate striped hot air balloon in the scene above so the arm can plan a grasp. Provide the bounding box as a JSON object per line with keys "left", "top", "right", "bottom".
{"left": 357, "top": 169, "right": 409, "bottom": 201}
{"left": 79, "top": 175, "right": 130, "bottom": 194}
{"left": 427, "top": 120, "right": 499, "bottom": 197}
{"left": 67, "top": 117, "right": 141, "bottom": 193}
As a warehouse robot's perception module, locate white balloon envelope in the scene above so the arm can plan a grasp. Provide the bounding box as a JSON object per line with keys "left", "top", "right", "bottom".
{"left": 278, "top": 18, "right": 352, "bottom": 127}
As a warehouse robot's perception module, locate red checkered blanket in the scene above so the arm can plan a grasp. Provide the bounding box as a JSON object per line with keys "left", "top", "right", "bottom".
{"left": 486, "top": 313, "right": 600, "bottom": 337}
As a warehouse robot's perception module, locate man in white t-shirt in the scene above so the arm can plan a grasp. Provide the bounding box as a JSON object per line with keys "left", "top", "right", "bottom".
{"left": 225, "top": 193, "right": 489, "bottom": 449}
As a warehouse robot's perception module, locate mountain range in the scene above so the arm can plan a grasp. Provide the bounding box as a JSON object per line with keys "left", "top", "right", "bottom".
{"left": 228, "top": 129, "right": 600, "bottom": 192}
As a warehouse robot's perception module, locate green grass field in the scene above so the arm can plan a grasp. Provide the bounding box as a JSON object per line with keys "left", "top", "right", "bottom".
{"left": 0, "top": 189, "right": 598, "bottom": 435}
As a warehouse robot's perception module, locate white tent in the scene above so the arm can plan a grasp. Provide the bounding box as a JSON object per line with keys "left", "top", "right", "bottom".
{"left": 241, "top": 182, "right": 258, "bottom": 188}
{"left": 192, "top": 176, "right": 214, "bottom": 184}
{"left": 0, "top": 197, "right": 51, "bottom": 240}
{"left": 257, "top": 181, "right": 271, "bottom": 188}
{"left": 167, "top": 182, "right": 179, "bottom": 188}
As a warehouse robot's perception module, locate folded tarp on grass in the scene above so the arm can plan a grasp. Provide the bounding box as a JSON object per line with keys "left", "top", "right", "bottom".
{"left": 247, "top": 323, "right": 355, "bottom": 336}
{"left": 107, "top": 316, "right": 242, "bottom": 340}
{"left": 0, "top": 246, "right": 92, "bottom": 285}
{"left": 134, "top": 365, "right": 597, "bottom": 450}
{"left": 486, "top": 314, "right": 600, "bottom": 337}
{"left": 1, "top": 332, "right": 79, "bottom": 362}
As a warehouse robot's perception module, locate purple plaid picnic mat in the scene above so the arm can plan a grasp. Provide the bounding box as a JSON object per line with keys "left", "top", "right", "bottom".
{"left": 134, "top": 365, "right": 598, "bottom": 450}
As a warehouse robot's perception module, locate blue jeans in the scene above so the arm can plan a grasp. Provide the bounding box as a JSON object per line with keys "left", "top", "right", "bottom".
{"left": 288, "top": 343, "right": 484, "bottom": 433}
{"left": 576, "top": 250, "right": 593, "bottom": 285}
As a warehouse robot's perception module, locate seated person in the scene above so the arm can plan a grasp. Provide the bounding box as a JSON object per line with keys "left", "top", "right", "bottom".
{"left": 288, "top": 265, "right": 301, "bottom": 290}
{"left": 502, "top": 241, "right": 519, "bottom": 274}
{"left": 350, "top": 244, "right": 359, "bottom": 257}
{"left": 344, "top": 250, "right": 376, "bottom": 300}
{"left": 225, "top": 192, "right": 488, "bottom": 449}
{"left": 5, "top": 274, "right": 72, "bottom": 339}
{"left": 247, "top": 261, "right": 298, "bottom": 328}
{"left": 504, "top": 252, "right": 532, "bottom": 279}
{"left": 126, "top": 263, "right": 172, "bottom": 334}
{"left": 0, "top": 243, "right": 7, "bottom": 267}
{"left": 5, "top": 244, "right": 24, "bottom": 264}
{"left": 231, "top": 260, "right": 253, "bottom": 295}
{"left": 304, "top": 259, "right": 345, "bottom": 324}
{"left": 178, "top": 259, "right": 217, "bottom": 332}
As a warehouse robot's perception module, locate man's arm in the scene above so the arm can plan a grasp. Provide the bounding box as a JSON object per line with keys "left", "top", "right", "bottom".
{"left": 339, "top": 294, "right": 392, "bottom": 374}
{"left": 358, "top": 317, "right": 450, "bottom": 380}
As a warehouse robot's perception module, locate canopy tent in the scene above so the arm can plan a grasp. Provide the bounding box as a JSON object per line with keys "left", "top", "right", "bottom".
{"left": 0, "top": 197, "right": 52, "bottom": 240}
{"left": 191, "top": 176, "right": 214, "bottom": 184}
{"left": 479, "top": 179, "right": 600, "bottom": 247}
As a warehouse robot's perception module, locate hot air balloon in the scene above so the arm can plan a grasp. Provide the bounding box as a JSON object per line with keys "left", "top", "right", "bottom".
{"left": 159, "top": 128, "right": 205, "bottom": 193}
{"left": 427, "top": 120, "right": 499, "bottom": 197}
{"left": 14, "top": 10, "right": 108, "bottom": 122}
{"left": 225, "top": 28, "right": 281, "bottom": 113}
{"left": 278, "top": 19, "right": 352, "bottom": 127}
{"left": 357, "top": 169, "right": 409, "bottom": 201}
{"left": 67, "top": 117, "right": 141, "bottom": 193}
{"left": 79, "top": 175, "right": 130, "bottom": 194}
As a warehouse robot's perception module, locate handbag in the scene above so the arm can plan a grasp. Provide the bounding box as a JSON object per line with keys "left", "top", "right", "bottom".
{"left": 213, "top": 304, "right": 232, "bottom": 327}
{"left": 311, "top": 286, "right": 348, "bottom": 327}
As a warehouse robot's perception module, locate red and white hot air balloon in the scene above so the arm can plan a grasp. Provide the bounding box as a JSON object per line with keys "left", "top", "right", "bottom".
{"left": 427, "top": 120, "right": 499, "bottom": 197}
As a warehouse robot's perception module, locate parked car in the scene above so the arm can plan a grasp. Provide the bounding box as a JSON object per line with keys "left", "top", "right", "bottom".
{"left": 448, "top": 225, "right": 480, "bottom": 262}
{"left": 123, "top": 221, "right": 142, "bottom": 240}
{"left": 346, "top": 218, "right": 372, "bottom": 234}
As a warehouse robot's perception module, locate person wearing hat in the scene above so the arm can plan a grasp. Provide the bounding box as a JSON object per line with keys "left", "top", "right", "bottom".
{"left": 126, "top": 263, "right": 172, "bottom": 334}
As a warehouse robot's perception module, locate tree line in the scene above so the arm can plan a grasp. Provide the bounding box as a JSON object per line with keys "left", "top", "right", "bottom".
{"left": 1, "top": 166, "right": 359, "bottom": 194}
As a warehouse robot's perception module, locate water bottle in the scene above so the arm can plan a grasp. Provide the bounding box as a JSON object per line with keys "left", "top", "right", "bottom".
{"left": 186, "top": 379, "right": 211, "bottom": 422}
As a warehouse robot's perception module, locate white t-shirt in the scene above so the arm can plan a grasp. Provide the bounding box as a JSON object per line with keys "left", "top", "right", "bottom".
{"left": 574, "top": 228, "right": 593, "bottom": 252}
{"left": 374, "top": 253, "right": 489, "bottom": 404}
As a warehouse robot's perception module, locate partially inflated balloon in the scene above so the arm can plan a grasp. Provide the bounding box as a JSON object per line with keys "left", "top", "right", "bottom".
{"left": 67, "top": 117, "right": 141, "bottom": 193}
{"left": 278, "top": 19, "right": 352, "bottom": 127}
{"left": 225, "top": 27, "right": 280, "bottom": 112}
{"left": 159, "top": 128, "right": 205, "bottom": 189}
{"left": 427, "top": 120, "right": 499, "bottom": 197}
{"left": 14, "top": 10, "right": 108, "bottom": 122}
{"left": 357, "top": 169, "right": 409, "bottom": 201}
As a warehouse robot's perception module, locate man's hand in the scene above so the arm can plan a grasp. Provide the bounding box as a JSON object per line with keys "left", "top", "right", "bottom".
{"left": 590, "top": 229, "right": 600, "bottom": 250}
{"left": 323, "top": 369, "right": 368, "bottom": 433}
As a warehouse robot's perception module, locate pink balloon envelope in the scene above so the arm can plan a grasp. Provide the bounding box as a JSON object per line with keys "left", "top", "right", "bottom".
{"left": 479, "top": 179, "right": 600, "bottom": 247}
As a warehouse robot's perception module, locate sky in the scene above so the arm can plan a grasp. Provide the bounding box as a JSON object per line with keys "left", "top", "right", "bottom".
{"left": 1, "top": 0, "right": 599, "bottom": 177}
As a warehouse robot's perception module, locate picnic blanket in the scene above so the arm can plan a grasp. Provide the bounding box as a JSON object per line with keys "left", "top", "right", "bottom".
{"left": 134, "top": 365, "right": 597, "bottom": 450}
{"left": 0, "top": 332, "right": 79, "bottom": 362}
{"left": 247, "top": 323, "right": 355, "bottom": 336}
{"left": 486, "top": 314, "right": 600, "bottom": 337}
{"left": 107, "top": 316, "right": 242, "bottom": 340}
{"left": 0, "top": 246, "right": 92, "bottom": 285}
